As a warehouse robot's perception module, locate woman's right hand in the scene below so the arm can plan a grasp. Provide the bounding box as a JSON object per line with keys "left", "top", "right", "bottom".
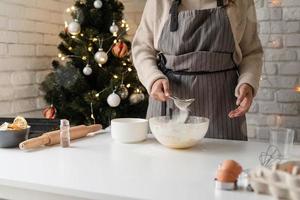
{"left": 150, "top": 79, "right": 171, "bottom": 101}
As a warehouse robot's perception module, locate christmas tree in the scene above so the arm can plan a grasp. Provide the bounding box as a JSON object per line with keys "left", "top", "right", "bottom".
{"left": 41, "top": 0, "right": 148, "bottom": 127}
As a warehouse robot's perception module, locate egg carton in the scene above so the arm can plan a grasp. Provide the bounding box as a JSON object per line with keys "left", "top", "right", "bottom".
{"left": 249, "top": 161, "right": 300, "bottom": 200}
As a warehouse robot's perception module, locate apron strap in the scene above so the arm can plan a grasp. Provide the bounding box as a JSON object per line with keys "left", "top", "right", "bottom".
{"left": 217, "top": 0, "right": 229, "bottom": 7}
{"left": 169, "top": 0, "right": 181, "bottom": 32}
{"left": 170, "top": 0, "right": 228, "bottom": 32}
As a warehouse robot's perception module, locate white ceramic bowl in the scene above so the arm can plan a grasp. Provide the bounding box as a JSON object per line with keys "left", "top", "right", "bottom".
{"left": 149, "top": 116, "right": 209, "bottom": 149}
{"left": 111, "top": 118, "right": 148, "bottom": 143}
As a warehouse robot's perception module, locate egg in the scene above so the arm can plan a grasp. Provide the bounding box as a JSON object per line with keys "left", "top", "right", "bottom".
{"left": 216, "top": 160, "right": 243, "bottom": 183}
{"left": 219, "top": 160, "right": 243, "bottom": 177}
{"left": 216, "top": 169, "right": 237, "bottom": 182}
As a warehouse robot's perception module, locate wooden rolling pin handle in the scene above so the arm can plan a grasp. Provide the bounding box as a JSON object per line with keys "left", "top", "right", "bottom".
{"left": 19, "top": 135, "right": 50, "bottom": 150}
{"left": 87, "top": 124, "right": 102, "bottom": 133}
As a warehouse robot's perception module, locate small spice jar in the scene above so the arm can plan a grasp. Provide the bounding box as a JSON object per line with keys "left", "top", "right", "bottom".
{"left": 60, "top": 119, "right": 70, "bottom": 148}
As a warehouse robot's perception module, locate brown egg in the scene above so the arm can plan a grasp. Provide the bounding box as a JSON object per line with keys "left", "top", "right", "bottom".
{"left": 216, "top": 169, "right": 237, "bottom": 183}
{"left": 219, "top": 160, "right": 242, "bottom": 177}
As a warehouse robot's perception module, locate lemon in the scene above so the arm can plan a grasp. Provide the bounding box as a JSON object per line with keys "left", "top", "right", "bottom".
{"left": 12, "top": 116, "right": 28, "bottom": 130}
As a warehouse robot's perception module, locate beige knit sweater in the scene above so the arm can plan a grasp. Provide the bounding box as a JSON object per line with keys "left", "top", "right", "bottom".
{"left": 132, "top": 0, "right": 263, "bottom": 97}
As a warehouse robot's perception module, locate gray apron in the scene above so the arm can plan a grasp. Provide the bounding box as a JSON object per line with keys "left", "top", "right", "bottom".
{"left": 147, "top": 0, "right": 247, "bottom": 141}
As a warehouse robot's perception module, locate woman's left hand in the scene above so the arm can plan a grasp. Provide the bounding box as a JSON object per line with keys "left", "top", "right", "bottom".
{"left": 228, "top": 83, "right": 254, "bottom": 118}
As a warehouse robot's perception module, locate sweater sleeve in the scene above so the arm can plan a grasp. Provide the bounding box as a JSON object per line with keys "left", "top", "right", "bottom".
{"left": 235, "top": 0, "right": 263, "bottom": 97}
{"left": 132, "top": 0, "right": 167, "bottom": 94}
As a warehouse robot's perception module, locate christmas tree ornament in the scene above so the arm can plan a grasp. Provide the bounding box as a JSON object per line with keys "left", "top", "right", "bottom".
{"left": 107, "top": 92, "right": 121, "bottom": 107}
{"left": 42, "top": 104, "right": 57, "bottom": 119}
{"left": 110, "top": 21, "right": 119, "bottom": 36}
{"left": 68, "top": 20, "right": 81, "bottom": 35}
{"left": 129, "top": 93, "right": 145, "bottom": 105}
{"left": 117, "top": 84, "right": 129, "bottom": 99}
{"left": 93, "top": 0, "right": 103, "bottom": 9}
{"left": 83, "top": 64, "right": 92, "bottom": 76}
{"left": 94, "top": 48, "right": 108, "bottom": 66}
{"left": 112, "top": 41, "right": 128, "bottom": 58}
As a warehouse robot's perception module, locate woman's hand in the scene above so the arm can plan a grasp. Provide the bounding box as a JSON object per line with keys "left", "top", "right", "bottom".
{"left": 228, "top": 83, "right": 254, "bottom": 118}
{"left": 150, "top": 79, "right": 171, "bottom": 101}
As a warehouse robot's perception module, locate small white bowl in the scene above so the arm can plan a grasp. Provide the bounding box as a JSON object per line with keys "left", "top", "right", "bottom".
{"left": 111, "top": 118, "right": 148, "bottom": 143}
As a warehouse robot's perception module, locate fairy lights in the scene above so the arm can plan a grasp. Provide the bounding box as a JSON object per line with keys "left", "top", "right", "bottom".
{"left": 270, "top": 0, "right": 281, "bottom": 7}
{"left": 126, "top": 84, "right": 131, "bottom": 88}
{"left": 295, "top": 85, "right": 300, "bottom": 93}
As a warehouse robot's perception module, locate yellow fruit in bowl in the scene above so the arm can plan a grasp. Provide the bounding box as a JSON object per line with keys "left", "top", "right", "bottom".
{"left": 12, "top": 116, "right": 28, "bottom": 130}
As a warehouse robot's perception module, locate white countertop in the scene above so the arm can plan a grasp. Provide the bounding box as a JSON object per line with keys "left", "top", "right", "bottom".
{"left": 0, "top": 133, "right": 299, "bottom": 200}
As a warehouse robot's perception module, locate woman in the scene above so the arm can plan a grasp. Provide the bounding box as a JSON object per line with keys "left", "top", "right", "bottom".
{"left": 132, "top": 0, "right": 263, "bottom": 140}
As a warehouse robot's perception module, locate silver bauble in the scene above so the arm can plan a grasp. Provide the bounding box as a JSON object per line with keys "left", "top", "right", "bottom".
{"left": 94, "top": 48, "right": 108, "bottom": 65}
{"left": 93, "top": 0, "right": 103, "bottom": 8}
{"left": 83, "top": 64, "right": 92, "bottom": 76}
{"left": 107, "top": 92, "right": 121, "bottom": 107}
{"left": 129, "top": 93, "right": 144, "bottom": 104}
{"left": 117, "top": 84, "right": 129, "bottom": 99}
{"left": 110, "top": 22, "right": 119, "bottom": 34}
{"left": 68, "top": 20, "right": 81, "bottom": 35}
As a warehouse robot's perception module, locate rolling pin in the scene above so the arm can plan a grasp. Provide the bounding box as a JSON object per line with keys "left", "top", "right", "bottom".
{"left": 19, "top": 124, "right": 102, "bottom": 150}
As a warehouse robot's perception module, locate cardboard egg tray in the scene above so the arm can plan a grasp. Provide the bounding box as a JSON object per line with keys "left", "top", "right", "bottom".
{"left": 249, "top": 161, "right": 300, "bottom": 200}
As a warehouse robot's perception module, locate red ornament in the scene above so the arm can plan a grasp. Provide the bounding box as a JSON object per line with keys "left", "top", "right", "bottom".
{"left": 112, "top": 41, "right": 128, "bottom": 58}
{"left": 43, "top": 105, "right": 57, "bottom": 119}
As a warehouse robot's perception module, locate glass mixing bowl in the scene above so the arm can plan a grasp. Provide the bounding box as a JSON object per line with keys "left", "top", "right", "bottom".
{"left": 149, "top": 116, "right": 209, "bottom": 149}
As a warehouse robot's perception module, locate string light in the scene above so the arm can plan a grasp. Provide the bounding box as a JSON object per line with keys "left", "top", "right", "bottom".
{"left": 270, "top": 0, "right": 281, "bottom": 7}
{"left": 88, "top": 46, "right": 93, "bottom": 52}
{"left": 93, "top": 38, "right": 98, "bottom": 42}
{"left": 128, "top": 67, "right": 132, "bottom": 72}
{"left": 58, "top": 53, "right": 62, "bottom": 58}
{"left": 71, "top": 6, "right": 76, "bottom": 11}
{"left": 113, "top": 75, "right": 118, "bottom": 79}
{"left": 71, "top": 35, "right": 76, "bottom": 39}
{"left": 126, "top": 84, "right": 131, "bottom": 88}
{"left": 122, "top": 62, "right": 127, "bottom": 66}
{"left": 113, "top": 39, "right": 118, "bottom": 44}
{"left": 66, "top": 8, "right": 71, "bottom": 13}
{"left": 295, "top": 85, "right": 300, "bottom": 93}
{"left": 61, "top": 57, "right": 66, "bottom": 61}
{"left": 68, "top": 47, "right": 73, "bottom": 51}
{"left": 82, "top": 56, "right": 87, "bottom": 60}
{"left": 80, "top": 33, "right": 84, "bottom": 37}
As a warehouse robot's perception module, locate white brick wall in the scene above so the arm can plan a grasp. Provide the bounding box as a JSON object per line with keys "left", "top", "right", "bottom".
{"left": 0, "top": 0, "right": 72, "bottom": 118}
{"left": 1, "top": 0, "right": 298, "bottom": 141}
{"left": 121, "top": 0, "right": 300, "bottom": 141}
{"left": 250, "top": 0, "right": 300, "bottom": 142}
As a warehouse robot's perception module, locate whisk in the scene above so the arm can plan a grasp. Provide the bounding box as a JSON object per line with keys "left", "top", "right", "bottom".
{"left": 259, "top": 145, "right": 282, "bottom": 168}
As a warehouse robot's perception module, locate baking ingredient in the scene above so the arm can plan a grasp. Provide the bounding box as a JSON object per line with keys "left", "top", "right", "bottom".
{"left": 13, "top": 116, "right": 28, "bottom": 129}
{"left": 169, "top": 96, "right": 194, "bottom": 123}
{"left": 0, "top": 116, "right": 28, "bottom": 131}
{"left": 149, "top": 116, "right": 209, "bottom": 149}
{"left": 216, "top": 160, "right": 243, "bottom": 183}
{"left": 60, "top": 119, "right": 70, "bottom": 148}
